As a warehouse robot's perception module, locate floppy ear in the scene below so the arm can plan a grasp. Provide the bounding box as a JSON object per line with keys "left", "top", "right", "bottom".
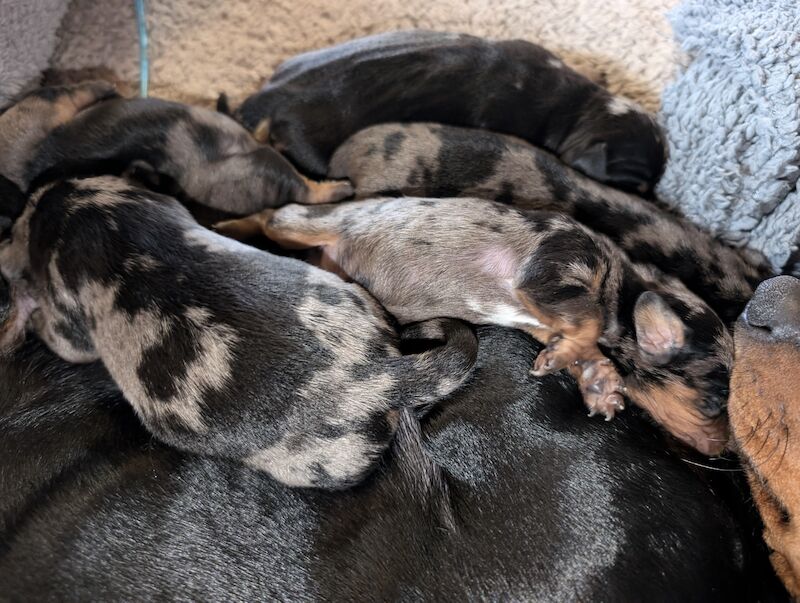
{"left": 634, "top": 291, "right": 686, "bottom": 364}
{"left": 569, "top": 142, "right": 608, "bottom": 181}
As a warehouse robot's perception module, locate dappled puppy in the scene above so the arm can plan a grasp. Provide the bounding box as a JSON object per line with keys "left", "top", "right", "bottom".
{"left": 0, "top": 84, "right": 352, "bottom": 214}
{"left": 235, "top": 30, "right": 666, "bottom": 194}
{"left": 730, "top": 275, "right": 800, "bottom": 597}
{"left": 216, "top": 197, "right": 732, "bottom": 455}
{"left": 0, "top": 81, "right": 118, "bottom": 190}
{"left": 0, "top": 176, "right": 476, "bottom": 489}
{"left": 330, "top": 122, "right": 772, "bottom": 324}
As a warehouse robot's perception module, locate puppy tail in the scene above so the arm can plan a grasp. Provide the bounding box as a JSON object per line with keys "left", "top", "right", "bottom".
{"left": 394, "top": 318, "right": 478, "bottom": 408}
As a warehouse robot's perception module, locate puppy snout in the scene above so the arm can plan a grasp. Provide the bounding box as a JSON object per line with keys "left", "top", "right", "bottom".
{"left": 743, "top": 276, "right": 800, "bottom": 338}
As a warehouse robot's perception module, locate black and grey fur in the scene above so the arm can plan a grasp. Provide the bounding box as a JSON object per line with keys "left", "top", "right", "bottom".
{"left": 0, "top": 176, "right": 476, "bottom": 489}
{"left": 329, "top": 122, "right": 774, "bottom": 324}
{"left": 0, "top": 313, "right": 784, "bottom": 600}
{"left": 0, "top": 82, "right": 352, "bottom": 216}
{"left": 217, "top": 198, "right": 733, "bottom": 456}
{"left": 235, "top": 30, "right": 666, "bottom": 194}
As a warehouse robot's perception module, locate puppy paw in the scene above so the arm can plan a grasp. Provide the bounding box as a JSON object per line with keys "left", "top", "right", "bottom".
{"left": 530, "top": 335, "right": 576, "bottom": 376}
{"left": 574, "top": 358, "right": 626, "bottom": 420}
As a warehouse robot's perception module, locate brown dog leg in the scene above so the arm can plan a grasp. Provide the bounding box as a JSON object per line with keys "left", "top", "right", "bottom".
{"left": 515, "top": 289, "right": 626, "bottom": 419}
{"left": 215, "top": 206, "right": 341, "bottom": 250}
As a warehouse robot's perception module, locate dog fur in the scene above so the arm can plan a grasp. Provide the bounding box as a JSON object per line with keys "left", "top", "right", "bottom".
{"left": 0, "top": 82, "right": 352, "bottom": 215}
{"left": 0, "top": 176, "right": 476, "bottom": 489}
{"left": 0, "top": 314, "right": 783, "bottom": 600}
{"left": 216, "top": 197, "right": 733, "bottom": 455}
{"left": 328, "top": 122, "right": 774, "bottom": 325}
{"left": 730, "top": 275, "right": 800, "bottom": 597}
{"left": 235, "top": 30, "right": 666, "bottom": 194}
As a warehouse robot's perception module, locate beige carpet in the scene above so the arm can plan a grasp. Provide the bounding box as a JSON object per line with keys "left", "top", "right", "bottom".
{"left": 52, "top": 0, "right": 682, "bottom": 112}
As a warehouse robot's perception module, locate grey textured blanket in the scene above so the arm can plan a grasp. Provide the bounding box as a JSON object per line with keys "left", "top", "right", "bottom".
{"left": 657, "top": 0, "right": 800, "bottom": 272}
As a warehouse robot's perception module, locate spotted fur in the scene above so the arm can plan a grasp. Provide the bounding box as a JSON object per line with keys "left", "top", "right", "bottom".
{"left": 329, "top": 122, "right": 774, "bottom": 325}
{"left": 218, "top": 197, "right": 733, "bottom": 455}
{"left": 235, "top": 30, "right": 665, "bottom": 194}
{"left": 0, "top": 85, "right": 352, "bottom": 215}
{"left": 0, "top": 177, "right": 477, "bottom": 489}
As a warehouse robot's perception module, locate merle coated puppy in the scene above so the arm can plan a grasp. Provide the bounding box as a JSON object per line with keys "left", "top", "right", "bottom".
{"left": 329, "top": 122, "right": 773, "bottom": 325}
{"left": 0, "top": 285, "right": 785, "bottom": 599}
{"left": 0, "top": 81, "right": 117, "bottom": 189}
{"left": 0, "top": 176, "right": 476, "bottom": 489}
{"left": 235, "top": 30, "right": 666, "bottom": 194}
{"left": 216, "top": 197, "right": 733, "bottom": 456}
{"left": 0, "top": 82, "right": 352, "bottom": 215}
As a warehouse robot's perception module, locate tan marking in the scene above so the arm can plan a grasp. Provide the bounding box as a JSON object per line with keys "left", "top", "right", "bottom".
{"left": 627, "top": 379, "right": 728, "bottom": 455}
{"left": 730, "top": 331, "right": 800, "bottom": 597}
{"left": 253, "top": 118, "right": 271, "bottom": 143}
{"left": 301, "top": 177, "right": 354, "bottom": 204}
{"left": 214, "top": 211, "right": 273, "bottom": 241}
{"left": 216, "top": 208, "right": 339, "bottom": 250}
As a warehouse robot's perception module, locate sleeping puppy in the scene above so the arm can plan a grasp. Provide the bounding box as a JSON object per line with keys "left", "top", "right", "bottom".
{"left": 235, "top": 30, "right": 666, "bottom": 194}
{"left": 216, "top": 197, "right": 733, "bottom": 455}
{"left": 0, "top": 314, "right": 784, "bottom": 600}
{"left": 0, "top": 81, "right": 118, "bottom": 189}
{"left": 730, "top": 275, "right": 800, "bottom": 597}
{"left": 329, "top": 122, "right": 773, "bottom": 325}
{"left": 0, "top": 176, "right": 477, "bottom": 489}
{"left": 0, "top": 83, "right": 352, "bottom": 215}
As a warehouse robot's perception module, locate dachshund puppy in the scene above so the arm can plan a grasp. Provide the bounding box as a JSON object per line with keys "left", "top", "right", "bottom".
{"left": 216, "top": 197, "right": 732, "bottom": 455}
{"left": 0, "top": 81, "right": 118, "bottom": 190}
{"left": 0, "top": 177, "right": 476, "bottom": 489}
{"left": 730, "top": 275, "right": 800, "bottom": 597}
{"left": 0, "top": 83, "right": 352, "bottom": 215}
{"left": 329, "top": 122, "right": 773, "bottom": 325}
{"left": 235, "top": 30, "right": 666, "bottom": 194}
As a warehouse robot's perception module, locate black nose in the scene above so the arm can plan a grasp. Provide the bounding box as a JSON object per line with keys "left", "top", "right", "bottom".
{"left": 744, "top": 276, "right": 800, "bottom": 338}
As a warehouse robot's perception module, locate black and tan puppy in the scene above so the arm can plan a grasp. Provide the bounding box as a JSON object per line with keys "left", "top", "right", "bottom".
{"left": 0, "top": 83, "right": 352, "bottom": 215}
{"left": 235, "top": 30, "right": 666, "bottom": 194}
{"left": 730, "top": 276, "right": 800, "bottom": 597}
{"left": 216, "top": 198, "right": 732, "bottom": 455}
{"left": 329, "top": 122, "right": 773, "bottom": 325}
{"left": 0, "top": 177, "right": 476, "bottom": 489}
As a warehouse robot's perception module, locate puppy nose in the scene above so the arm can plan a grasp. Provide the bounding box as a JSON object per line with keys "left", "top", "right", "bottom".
{"left": 744, "top": 276, "right": 800, "bottom": 336}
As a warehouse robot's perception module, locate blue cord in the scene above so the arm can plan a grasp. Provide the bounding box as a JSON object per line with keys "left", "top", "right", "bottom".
{"left": 135, "top": 0, "right": 149, "bottom": 97}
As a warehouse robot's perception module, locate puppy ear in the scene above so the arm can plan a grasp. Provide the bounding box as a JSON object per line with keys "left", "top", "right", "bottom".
{"left": 569, "top": 142, "right": 608, "bottom": 181}
{"left": 634, "top": 291, "right": 686, "bottom": 364}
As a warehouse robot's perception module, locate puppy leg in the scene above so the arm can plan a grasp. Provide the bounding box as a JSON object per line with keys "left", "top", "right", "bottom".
{"left": 215, "top": 205, "right": 341, "bottom": 250}
{"left": 515, "top": 288, "right": 625, "bottom": 419}
{"left": 187, "top": 148, "right": 353, "bottom": 214}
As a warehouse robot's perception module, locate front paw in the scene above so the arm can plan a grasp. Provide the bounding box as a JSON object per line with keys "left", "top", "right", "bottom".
{"left": 574, "top": 358, "right": 626, "bottom": 420}
{"left": 531, "top": 335, "right": 572, "bottom": 376}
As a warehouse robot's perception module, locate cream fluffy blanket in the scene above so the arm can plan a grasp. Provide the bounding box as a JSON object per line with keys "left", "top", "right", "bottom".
{"left": 48, "top": 0, "right": 681, "bottom": 110}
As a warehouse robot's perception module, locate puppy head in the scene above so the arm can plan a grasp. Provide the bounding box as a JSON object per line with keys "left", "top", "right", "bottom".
{"left": 625, "top": 288, "right": 732, "bottom": 455}
{"left": 0, "top": 81, "right": 118, "bottom": 189}
{"left": 559, "top": 95, "right": 666, "bottom": 196}
{"left": 730, "top": 275, "right": 800, "bottom": 597}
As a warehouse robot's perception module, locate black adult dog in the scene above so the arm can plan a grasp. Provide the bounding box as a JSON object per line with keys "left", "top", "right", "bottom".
{"left": 0, "top": 270, "right": 785, "bottom": 600}
{"left": 235, "top": 30, "right": 666, "bottom": 195}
